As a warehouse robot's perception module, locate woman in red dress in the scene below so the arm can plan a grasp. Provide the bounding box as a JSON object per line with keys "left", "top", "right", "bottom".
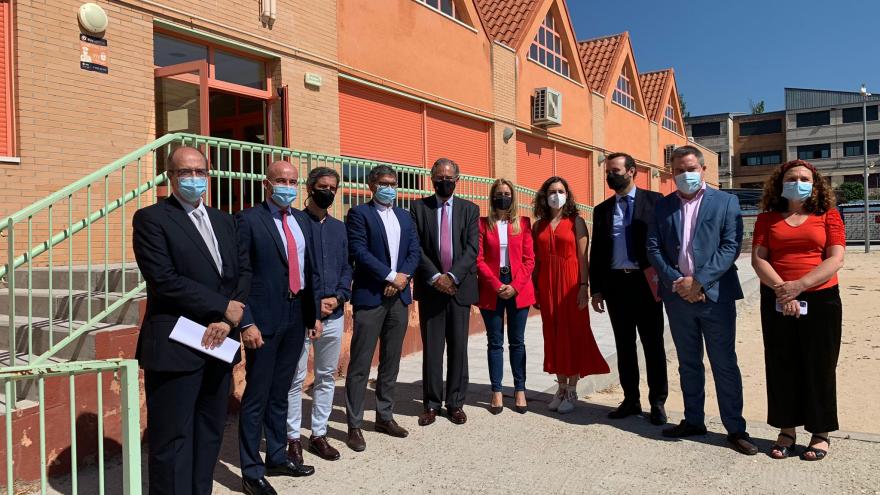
{"left": 533, "top": 177, "right": 609, "bottom": 414}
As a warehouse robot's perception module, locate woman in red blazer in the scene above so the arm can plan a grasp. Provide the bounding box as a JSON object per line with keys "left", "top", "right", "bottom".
{"left": 477, "top": 178, "right": 536, "bottom": 414}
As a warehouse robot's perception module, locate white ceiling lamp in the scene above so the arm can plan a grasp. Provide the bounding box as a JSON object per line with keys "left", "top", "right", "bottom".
{"left": 78, "top": 3, "right": 109, "bottom": 35}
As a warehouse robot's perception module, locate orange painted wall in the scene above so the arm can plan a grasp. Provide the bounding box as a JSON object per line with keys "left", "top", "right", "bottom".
{"left": 338, "top": 0, "right": 493, "bottom": 114}
{"left": 658, "top": 126, "right": 688, "bottom": 164}
{"left": 603, "top": 102, "right": 651, "bottom": 163}
{"left": 516, "top": 58, "right": 592, "bottom": 144}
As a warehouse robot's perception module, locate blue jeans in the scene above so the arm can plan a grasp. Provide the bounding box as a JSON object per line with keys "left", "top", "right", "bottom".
{"left": 480, "top": 272, "right": 528, "bottom": 393}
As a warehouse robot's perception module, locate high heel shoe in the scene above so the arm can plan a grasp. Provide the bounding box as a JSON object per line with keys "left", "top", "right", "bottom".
{"left": 548, "top": 383, "right": 566, "bottom": 411}
{"left": 514, "top": 391, "right": 527, "bottom": 414}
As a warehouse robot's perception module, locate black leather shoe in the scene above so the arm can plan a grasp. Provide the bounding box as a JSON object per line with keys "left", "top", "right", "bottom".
{"left": 607, "top": 400, "right": 642, "bottom": 419}
{"left": 265, "top": 460, "right": 315, "bottom": 477}
{"left": 242, "top": 477, "right": 277, "bottom": 495}
{"left": 662, "top": 420, "right": 707, "bottom": 438}
{"left": 727, "top": 431, "right": 759, "bottom": 456}
{"left": 347, "top": 427, "right": 366, "bottom": 452}
{"left": 375, "top": 418, "right": 409, "bottom": 438}
{"left": 649, "top": 405, "right": 668, "bottom": 425}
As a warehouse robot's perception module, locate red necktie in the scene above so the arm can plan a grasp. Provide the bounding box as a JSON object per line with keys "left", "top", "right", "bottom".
{"left": 281, "top": 209, "right": 302, "bottom": 294}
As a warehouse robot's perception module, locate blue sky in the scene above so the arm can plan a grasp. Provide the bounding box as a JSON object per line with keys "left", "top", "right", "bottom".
{"left": 567, "top": 0, "right": 880, "bottom": 116}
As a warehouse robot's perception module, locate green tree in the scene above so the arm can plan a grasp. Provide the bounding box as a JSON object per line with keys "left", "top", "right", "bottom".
{"left": 749, "top": 99, "right": 765, "bottom": 114}
{"left": 678, "top": 92, "right": 690, "bottom": 118}
{"left": 838, "top": 182, "right": 864, "bottom": 203}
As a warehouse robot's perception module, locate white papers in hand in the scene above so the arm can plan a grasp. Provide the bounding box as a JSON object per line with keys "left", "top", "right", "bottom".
{"left": 169, "top": 316, "right": 240, "bottom": 363}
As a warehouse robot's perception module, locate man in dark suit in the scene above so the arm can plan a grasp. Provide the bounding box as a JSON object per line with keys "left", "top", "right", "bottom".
{"left": 133, "top": 146, "right": 249, "bottom": 495}
{"left": 647, "top": 145, "right": 758, "bottom": 456}
{"left": 236, "top": 161, "right": 318, "bottom": 495}
{"left": 590, "top": 152, "right": 668, "bottom": 425}
{"left": 410, "top": 158, "right": 479, "bottom": 426}
{"left": 344, "top": 164, "right": 421, "bottom": 452}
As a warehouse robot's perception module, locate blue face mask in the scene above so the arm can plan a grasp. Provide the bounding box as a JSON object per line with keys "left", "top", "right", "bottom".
{"left": 271, "top": 184, "right": 298, "bottom": 207}
{"left": 782, "top": 181, "right": 813, "bottom": 201}
{"left": 374, "top": 185, "right": 397, "bottom": 205}
{"left": 674, "top": 171, "right": 703, "bottom": 195}
{"left": 178, "top": 177, "right": 207, "bottom": 204}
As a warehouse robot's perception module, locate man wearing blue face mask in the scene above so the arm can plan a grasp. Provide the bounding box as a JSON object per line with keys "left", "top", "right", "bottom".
{"left": 133, "top": 146, "right": 251, "bottom": 495}
{"left": 646, "top": 145, "right": 758, "bottom": 456}
{"left": 236, "top": 161, "right": 320, "bottom": 495}
{"left": 343, "top": 165, "right": 421, "bottom": 453}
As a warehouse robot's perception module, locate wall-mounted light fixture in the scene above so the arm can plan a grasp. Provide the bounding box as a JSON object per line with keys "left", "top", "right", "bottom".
{"left": 78, "top": 3, "right": 109, "bottom": 35}
{"left": 502, "top": 127, "right": 514, "bottom": 143}
{"left": 652, "top": 169, "right": 660, "bottom": 178}
{"left": 597, "top": 153, "right": 605, "bottom": 166}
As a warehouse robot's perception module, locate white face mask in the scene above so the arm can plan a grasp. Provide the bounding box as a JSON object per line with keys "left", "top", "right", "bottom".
{"left": 547, "top": 192, "right": 567, "bottom": 209}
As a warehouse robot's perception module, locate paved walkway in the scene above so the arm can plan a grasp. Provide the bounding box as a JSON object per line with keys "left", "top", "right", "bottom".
{"left": 44, "top": 258, "right": 880, "bottom": 494}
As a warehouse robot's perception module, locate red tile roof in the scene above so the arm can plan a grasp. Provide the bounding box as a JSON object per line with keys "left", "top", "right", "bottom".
{"left": 577, "top": 33, "right": 626, "bottom": 93}
{"left": 639, "top": 69, "right": 671, "bottom": 121}
{"left": 473, "top": 0, "right": 542, "bottom": 47}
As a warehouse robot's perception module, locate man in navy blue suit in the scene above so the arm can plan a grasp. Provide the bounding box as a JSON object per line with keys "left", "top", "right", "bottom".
{"left": 647, "top": 145, "right": 757, "bottom": 456}
{"left": 343, "top": 164, "right": 421, "bottom": 453}
{"left": 236, "top": 161, "right": 319, "bottom": 495}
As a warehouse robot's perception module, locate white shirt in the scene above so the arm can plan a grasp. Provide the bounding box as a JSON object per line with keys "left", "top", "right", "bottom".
{"left": 267, "top": 200, "right": 307, "bottom": 289}
{"left": 174, "top": 192, "right": 223, "bottom": 270}
{"left": 497, "top": 220, "right": 509, "bottom": 268}
{"left": 375, "top": 201, "right": 401, "bottom": 282}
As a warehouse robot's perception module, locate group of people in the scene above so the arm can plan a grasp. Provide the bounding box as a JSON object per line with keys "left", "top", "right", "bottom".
{"left": 132, "top": 144, "right": 845, "bottom": 495}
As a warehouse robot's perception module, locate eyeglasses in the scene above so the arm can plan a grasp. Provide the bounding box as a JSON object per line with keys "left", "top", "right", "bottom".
{"left": 172, "top": 168, "right": 209, "bottom": 178}
{"left": 433, "top": 176, "right": 458, "bottom": 182}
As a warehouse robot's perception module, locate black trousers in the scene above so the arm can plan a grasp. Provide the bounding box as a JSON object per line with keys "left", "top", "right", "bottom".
{"left": 604, "top": 269, "right": 668, "bottom": 407}
{"left": 239, "top": 298, "right": 305, "bottom": 481}
{"left": 761, "top": 284, "right": 842, "bottom": 433}
{"left": 145, "top": 360, "right": 231, "bottom": 495}
{"left": 345, "top": 297, "right": 409, "bottom": 428}
{"left": 419, "top": 296, "right": 471, "bottom": 410}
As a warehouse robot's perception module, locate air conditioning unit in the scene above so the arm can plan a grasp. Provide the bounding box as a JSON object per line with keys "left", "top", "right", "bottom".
{"left": 532, "top": 87, "right": 562, "bottom": 127}
{"left": 664, "top": 144, "right": 675, "bottom": 165}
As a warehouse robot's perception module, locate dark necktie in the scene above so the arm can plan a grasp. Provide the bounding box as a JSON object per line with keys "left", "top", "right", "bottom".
{"left": 621, "top": 196, "right": 635, "bottom": 263}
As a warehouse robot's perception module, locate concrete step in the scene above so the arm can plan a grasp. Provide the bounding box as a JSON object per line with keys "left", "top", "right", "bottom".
{"left": 0, "top": 351, "right": 69, "bottom": 411}
{"left": 0, "top": 289, "right": 142, "bottom": 326}
{"left": 0, "top": 316, "right": 136, "bottom": 361}
{"left": 10, "top": 265, "right": 141, "bottom": 293}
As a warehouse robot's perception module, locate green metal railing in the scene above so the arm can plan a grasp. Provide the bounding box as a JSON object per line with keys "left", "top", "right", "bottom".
{"left": 0, "top": 359, "right": 140, "bottom": 494}
{"left": 0, "top": 132, "right": 594, "bottom": 370}
{"left": 0, "top": 132, "right": 593, "bottom": 491}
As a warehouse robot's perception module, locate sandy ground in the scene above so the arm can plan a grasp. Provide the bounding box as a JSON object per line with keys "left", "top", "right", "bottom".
{"left": 591, "top": 250, "right": 880, "bottom": 435}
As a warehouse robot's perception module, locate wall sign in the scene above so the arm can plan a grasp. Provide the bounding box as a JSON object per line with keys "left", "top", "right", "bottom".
{"left": 80, "top": 34, "right": 108, "bottom": 74}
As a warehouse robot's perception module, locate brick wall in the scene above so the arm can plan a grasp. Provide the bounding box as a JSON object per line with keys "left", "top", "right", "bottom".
{"left": 491, "top": 43, "right": 516, "bottom": 181}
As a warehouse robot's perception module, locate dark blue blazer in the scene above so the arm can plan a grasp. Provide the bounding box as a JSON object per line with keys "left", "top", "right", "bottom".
{"left": 235, "top": 202, "right": 318, "bottom": 335}
{"left": 346, "top": 201, "right": 421, "bottom": 309}
{"left": 646, "top": 186, "right": 744, "bottom": 303}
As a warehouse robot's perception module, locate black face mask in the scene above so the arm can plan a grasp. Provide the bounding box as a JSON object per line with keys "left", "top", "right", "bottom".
{"left": 310, "top": 189, "right": 335, "bottom": 209}
{"left": 606, "top": 172, "right": 631, "bottom": 192}
{"left": 433, "top": 179, "right": 456, "bottom": 198}
{"left": 492, "top": 196, "right": 512, "bottom": 211}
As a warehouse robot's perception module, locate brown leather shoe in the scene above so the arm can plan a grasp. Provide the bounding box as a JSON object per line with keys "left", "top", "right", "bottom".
{"left": 308, "top": 435, "right": 341, "bottom": 461}
{"left": 447, "top": 407, "right": 467, "bottom": 425}
{"left": 418, "top": 408, "right": 438, "bottom": 426}
{"left": 375, "top": 418, "right": 409, "bottom": 438}
{"left": 286, "top": 439, "right": 304, "bottom": 465}
{"left": 346, "top": 428, "right": 366, "bottom": 452}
